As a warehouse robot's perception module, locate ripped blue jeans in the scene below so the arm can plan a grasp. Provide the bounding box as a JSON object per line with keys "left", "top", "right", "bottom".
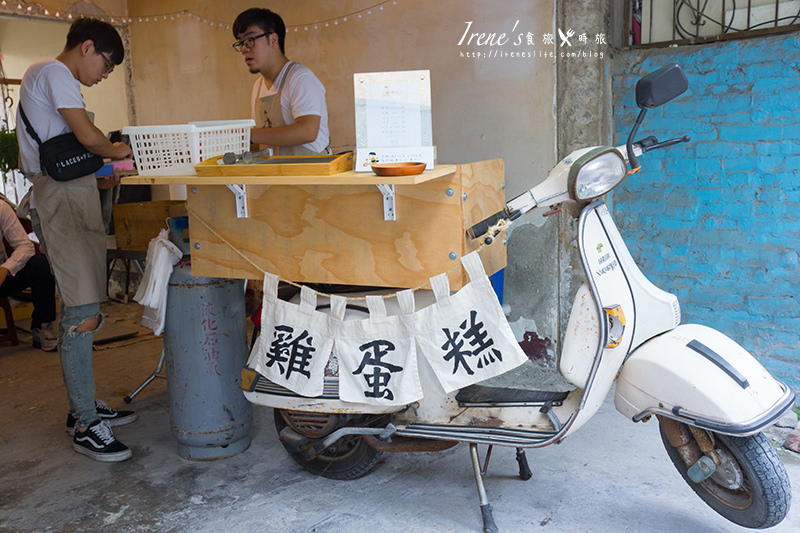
{"left": 59, "top": 302, "right": 104, "bottom": 428}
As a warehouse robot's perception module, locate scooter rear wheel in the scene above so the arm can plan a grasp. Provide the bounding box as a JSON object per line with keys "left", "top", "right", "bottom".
{"left": 659, "top": 421, "right": 791, "bottom": 529}
{"left": 274, "top": 409, "right": 384, "bottom": 480}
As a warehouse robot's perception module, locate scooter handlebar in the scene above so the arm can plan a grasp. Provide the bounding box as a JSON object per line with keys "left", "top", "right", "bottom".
{"left": 467, "top": 135, "right": 691, "bottom": 241}
{"left": 467, "top": 209, "right": 521, "bottom": 240}
{"left": 639, "top": 135, "right": 691, "bottom": 153}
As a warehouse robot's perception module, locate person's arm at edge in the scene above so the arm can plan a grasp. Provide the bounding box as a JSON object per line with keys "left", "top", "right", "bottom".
{"left": 58, "top": 107, "right": 133, "bottom": 160}
{"left": 249, "top": 114, "right": 320, "bottom": 147}
{"left": 0, "top": 206, "right": 35, "bottom": 287}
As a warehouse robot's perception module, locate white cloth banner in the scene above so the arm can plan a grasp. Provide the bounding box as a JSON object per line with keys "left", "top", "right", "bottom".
{"left": 246, "top": 273, "right": 333, "bottom": 397}
{"left": 246, "top": 251, "right": 526, "bottom": 401}
{"left": 333, "top": 291, "right": 423, "bottom": 406}
{"left": 133, "top": 228, "right": 183, "bottom": 336}
{"left": 414, "top": 252, "right": 528, "bottom": 393}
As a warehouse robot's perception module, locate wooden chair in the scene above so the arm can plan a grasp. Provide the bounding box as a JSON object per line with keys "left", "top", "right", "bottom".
{"left": 0, "top": 295, "right": 19, "bottom": 346}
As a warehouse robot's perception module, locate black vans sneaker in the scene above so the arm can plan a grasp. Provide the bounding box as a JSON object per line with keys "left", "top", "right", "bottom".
{"left": 72, "top": 419, "right": 132, "bottom": 462}
{"left": 66, "top": 400, "right": 138, "bottom": 436}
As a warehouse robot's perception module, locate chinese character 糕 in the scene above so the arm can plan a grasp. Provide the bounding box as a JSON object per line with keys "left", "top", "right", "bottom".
{"left": 441, "top": 310, "right": 503, "bottom": 375}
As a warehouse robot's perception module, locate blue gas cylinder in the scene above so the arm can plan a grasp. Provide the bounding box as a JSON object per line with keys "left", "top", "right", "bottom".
{"left": 163, "top": 258, "right": 252, "bottom": 460}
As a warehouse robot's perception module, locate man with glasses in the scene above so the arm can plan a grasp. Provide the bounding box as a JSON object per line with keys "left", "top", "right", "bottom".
{"left": 16, "top": 18, "right": 137, "bottom": 462}
{"left": 232, "top": 8, "right": 330, "bottom": 156}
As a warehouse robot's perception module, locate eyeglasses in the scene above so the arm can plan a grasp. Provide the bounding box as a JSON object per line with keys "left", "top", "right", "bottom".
{"left": 232, "top": 32, "right": 271, "bottom": 52}
{"left": 99, "top": 52, "right": 115, "bottom": 75}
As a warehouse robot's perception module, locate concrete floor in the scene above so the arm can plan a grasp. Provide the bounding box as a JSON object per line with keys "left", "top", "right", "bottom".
{"left": 1, "top": 301, "right": 799, "bottom": 533}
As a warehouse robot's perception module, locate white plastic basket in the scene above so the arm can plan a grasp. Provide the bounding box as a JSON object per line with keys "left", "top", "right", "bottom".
{"left": 123, "top": 119, "right": 254, "bottom": 176}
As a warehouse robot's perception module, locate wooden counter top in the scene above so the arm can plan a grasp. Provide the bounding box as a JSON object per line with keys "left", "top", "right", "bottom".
{"left": 120, "top": 165, "right": 458, "bottom": 186}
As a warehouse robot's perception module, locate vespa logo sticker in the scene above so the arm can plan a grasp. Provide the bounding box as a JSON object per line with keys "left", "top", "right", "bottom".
{"left": 595, "top": 243, "right": 619, "bottom": 277}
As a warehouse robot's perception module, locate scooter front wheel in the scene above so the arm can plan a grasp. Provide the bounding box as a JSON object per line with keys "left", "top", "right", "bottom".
{"left": 658, "top": 420, "right": 791, "bottom": 529}
{"left": 274, "top": 409, "right": 384, "bottom": 480}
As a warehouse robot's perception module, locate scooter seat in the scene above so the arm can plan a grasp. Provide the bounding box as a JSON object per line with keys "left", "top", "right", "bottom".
{"left": 455, "top": 384, "right": 569, "bottom": 406}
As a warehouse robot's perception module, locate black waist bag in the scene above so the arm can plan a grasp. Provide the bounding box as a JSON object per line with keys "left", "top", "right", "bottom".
{"left": 19, "top": 105, "right": 103, "bottom": 181}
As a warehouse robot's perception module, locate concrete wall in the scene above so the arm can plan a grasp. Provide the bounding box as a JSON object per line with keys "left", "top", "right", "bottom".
{"left": 612, "top": 33, "right": 800, "bottom": 390}
{"left": 125, "top": 0, "right": 558, "bottom": 199}
{"left": 504, "top": 0, "right": 615, "bottom": 362}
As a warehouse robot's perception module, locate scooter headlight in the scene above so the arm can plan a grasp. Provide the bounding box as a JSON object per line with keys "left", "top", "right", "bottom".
{"left": 568, "top": 148, "right": 628, "bottom": 202}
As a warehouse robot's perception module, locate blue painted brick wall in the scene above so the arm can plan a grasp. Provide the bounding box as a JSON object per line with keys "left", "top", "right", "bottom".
{"left": 612, "top": 33, "right": 800, "bottom": 392}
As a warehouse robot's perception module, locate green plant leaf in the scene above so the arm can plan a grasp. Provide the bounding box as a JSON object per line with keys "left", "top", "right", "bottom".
{"left": 0, "top": 124, "right": 19, "bottom": 174}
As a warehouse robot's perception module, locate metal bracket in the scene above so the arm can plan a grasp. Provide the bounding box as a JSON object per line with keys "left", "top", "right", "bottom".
{"left": 376, "top": 184, "right": 396, "bottom": 220}
{"left": 223, "top": 183, "right": 393, "bottom": 220}
{"left": 225, "top": 184, "right": 248, "bottom": 218}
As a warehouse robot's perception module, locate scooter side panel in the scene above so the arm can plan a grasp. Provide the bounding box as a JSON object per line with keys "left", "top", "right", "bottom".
{"left": 558, "top": 283, "right": 600, "bottom": 388}
{"left": 614, "top": 323, "right": 795, "bottom": 435}
{"left": 561, "top": 203, "right": 686, "bottom": 438}
{"left": 593, "top": 203, "right": 681, "bottom": 351}
{"left": 559, "top": 205, "right": 635, "bottom": 436}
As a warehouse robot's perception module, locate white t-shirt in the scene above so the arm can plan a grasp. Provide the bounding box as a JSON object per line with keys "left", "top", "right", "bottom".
{"left": 16, "top": 59, "right": 85, "bottom": 175}
{"left": 250, "top": 62, "right": 329, "bottom": 154}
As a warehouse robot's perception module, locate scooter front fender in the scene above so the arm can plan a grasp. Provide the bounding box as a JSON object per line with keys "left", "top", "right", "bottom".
{"left": 614, "top": 324, "right": 796, "bottom": 436}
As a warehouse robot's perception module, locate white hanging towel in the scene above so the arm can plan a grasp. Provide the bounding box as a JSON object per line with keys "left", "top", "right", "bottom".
{"left": 414, "top": 251, "right": 528, "bottom": 393}
{"left": 133, "top": 228, "right": 183, "bottom": 336}
{"left": 246, "top": 273, "right": 334, "bottom": 397}
{"left": 333, "top": 291, "right": 423, "bottom": 406}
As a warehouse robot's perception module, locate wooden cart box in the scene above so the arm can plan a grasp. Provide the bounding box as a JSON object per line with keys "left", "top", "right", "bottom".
{"left": 184, "top": 159, "right": 505, "bottom": 289}
{"left": 121, "top": 159, "right": 506, "bottom": 289}
{"left": 113, "top": 200, "right": 187, "bottom": 251}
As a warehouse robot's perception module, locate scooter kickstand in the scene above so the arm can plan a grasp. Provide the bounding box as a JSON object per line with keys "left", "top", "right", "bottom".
{"left": 469, "top": 443, "right": 499, "bottom": 533}
{"left": 515, "top": 448, "right": 532, "bottom": 480}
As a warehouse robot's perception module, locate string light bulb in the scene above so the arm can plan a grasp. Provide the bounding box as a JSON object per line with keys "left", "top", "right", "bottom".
{"left": 0, "top": 1, "right": 396, "bottom": 31}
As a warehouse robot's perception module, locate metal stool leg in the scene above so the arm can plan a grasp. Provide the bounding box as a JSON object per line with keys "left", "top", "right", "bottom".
{"left": 124, "top": 348, "right": 166, "bottom": 403}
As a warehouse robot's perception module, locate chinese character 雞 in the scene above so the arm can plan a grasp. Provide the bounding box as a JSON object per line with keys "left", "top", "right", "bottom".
{"left": 266, "top": 325, "right": 316, "bottom": 380}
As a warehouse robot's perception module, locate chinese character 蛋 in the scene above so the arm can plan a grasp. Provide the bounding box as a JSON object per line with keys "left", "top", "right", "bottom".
{"left": 353, "top": 340, "right": 402, "bottom": 400}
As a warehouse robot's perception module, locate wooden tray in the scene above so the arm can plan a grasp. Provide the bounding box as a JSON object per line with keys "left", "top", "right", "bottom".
{"left": 195, "top": 152, "right": 353, "bottom": 177}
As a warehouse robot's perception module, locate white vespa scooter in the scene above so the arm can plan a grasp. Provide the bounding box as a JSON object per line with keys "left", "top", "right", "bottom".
{"left": 241, "top": 64, "right": 795, "bottom": 531}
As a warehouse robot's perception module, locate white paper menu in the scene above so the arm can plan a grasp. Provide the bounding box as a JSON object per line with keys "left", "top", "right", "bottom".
{"left": 354, "top": 70, "right": 435, "bottom": 172}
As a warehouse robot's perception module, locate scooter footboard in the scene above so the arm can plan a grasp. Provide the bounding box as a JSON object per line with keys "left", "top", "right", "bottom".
{"left": 614, "top": 324, "right": 796, "bottom": 436}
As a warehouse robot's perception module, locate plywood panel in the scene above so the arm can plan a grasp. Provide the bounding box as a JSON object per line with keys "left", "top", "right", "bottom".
{"left": 185, "top": 160, "right": 505, "bottom": 289}
{"left": 460, "top": 159, "right": 507, "bottom": 280}
{"left": 113, "top": 201, "right": 187, "bottom": 251}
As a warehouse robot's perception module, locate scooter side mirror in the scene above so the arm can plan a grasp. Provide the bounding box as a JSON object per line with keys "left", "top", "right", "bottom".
{"left": 635, "top": 64, "right": 688, "bottom": 108}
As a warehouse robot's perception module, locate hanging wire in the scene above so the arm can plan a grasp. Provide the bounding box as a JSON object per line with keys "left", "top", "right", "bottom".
{"left": 185, "top": 202, "right": 510, "bottom": 302}
{"left": 286, "top": 0, "right": 397, "bottom": 31}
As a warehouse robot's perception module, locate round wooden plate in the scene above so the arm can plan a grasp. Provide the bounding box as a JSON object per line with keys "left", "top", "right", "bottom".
{"left": 371, "top": 162, "right": 427, "bottom": 176}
